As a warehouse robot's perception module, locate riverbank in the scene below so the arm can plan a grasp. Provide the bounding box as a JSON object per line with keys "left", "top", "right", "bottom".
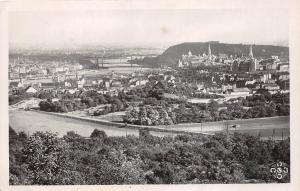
{"left": 30, "top": 110, "right": 213, "bottom": 136}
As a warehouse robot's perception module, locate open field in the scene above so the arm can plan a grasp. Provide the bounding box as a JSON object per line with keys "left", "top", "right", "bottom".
{"left": 63, "top": 109, "right": 124, "bottom": 122}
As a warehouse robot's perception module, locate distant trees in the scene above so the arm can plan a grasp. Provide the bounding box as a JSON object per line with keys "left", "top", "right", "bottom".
{"left": 124, "top": 105, "right": 176, "bottom": 125}
{"left": 256, "top": 89, "right": 272, "bottom": 102}
{"left": 38, "top": 91, "right": 126, "bottom": 115}
{"left": 123, "top": 91, "right": 290, "bottom": 126}
{"left": 9, "top": 94, "right": 32, "bottom": 106}
{"left": 39, "top": 99, "right": 85, "bottom": 113}
{"left": 33, "top": 84, "right": 289, "bottom": 123}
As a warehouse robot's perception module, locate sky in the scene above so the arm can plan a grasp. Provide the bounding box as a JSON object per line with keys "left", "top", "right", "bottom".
{"left": 9, "top": 9, "right": 289, "bottom": 49}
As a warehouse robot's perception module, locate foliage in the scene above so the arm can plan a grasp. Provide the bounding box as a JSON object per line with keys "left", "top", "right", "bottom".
{"left": 38, "top": 91, "right": 126, "bottom": 115}
{"left": 124, "top": 105, "right": 176, "bottom": 125}
{"left": 9, "top": 128, "right": 290, "bottom": 185}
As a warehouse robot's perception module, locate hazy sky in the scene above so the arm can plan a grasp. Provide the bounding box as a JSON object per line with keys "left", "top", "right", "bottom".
{"left": 9, "top": 9, "right": 289, "bottom": 49}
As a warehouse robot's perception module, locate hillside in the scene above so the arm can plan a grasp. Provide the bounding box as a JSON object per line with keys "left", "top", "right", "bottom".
{"left": 155, "top": 42, "right": 289, "bottom": 66}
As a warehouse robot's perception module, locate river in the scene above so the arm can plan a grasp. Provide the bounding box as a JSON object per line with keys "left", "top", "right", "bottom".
{"left": 9, "top": 110, "right": 290, "bottom": 139}
{"left": 9, "top": 110, "right": 177, "bottom": 138}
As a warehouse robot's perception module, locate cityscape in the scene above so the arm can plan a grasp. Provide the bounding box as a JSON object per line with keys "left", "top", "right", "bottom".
{"left": 8, "top": 9, "right": 290, "bottom": 185}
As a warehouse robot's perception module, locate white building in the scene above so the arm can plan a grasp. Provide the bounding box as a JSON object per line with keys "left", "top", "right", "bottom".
{"left": 25, "top": 86, "right": 37, "bottom": 94}
{"left": 230, "top": 87, "right": 251, "bottom": 97}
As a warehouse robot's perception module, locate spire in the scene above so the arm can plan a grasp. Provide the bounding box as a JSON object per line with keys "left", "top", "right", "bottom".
{"left": 249, "top": 44, "right": 253, "bottom": 58}
{"left": 208, "top": 43, "right": 212, "bottom": 57}
{"left": 178, "top": 59, "right": 183, "bottom": 68}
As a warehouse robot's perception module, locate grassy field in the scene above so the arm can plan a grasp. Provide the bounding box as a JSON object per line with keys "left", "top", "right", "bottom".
{"left": 63, "top": 109, "right": 124, "bottom": 122}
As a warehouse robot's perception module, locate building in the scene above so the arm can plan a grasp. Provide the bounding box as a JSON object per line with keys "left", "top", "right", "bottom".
{"left": 250, "top": 59, "right": 258, "bottom": 72}
{"left": 208, "top": 43, "right": 212, "bottom": 61}
{"left": 41, "top": 82, "right": 56, "bottom": 90}
{"left": 111, "top": 80, "right": 122, "bottom": 88}
{"left": 263, "top": 83, "right": 280, "bottom": 94}
{"left": 259, "top": 58, "right": 278, "bottom": 71}
{"left": 278, "top": 72, "right": 289, "bottom": 81}
{"left": 178, "top": 59, "right": 184, "bottom": 68}
{"left": 25, "top": 86, "right": 38, "bottom": 94}
{"left": 231, "top": 60, "right": 240, "bottom": 72}
{"left": 238, "top": 61, "right": 251, "bottom": 72}
{"left": 221, "top": 84, "right": 233, "bottom": 92}
{"left": 249, "top": 45, "right": 254, "bottom": 58}
{"left": 103, "top": 77, "right": 111, "bottom": 89}
{"left": 259, "top": 73, "right": 272, "bottom": 83}
{"left": 231, "top": 46, "right": 258, "bottom": 72}
{"left": 134, "top": 79, "right": 148, "bottom": 86}
{"left": 231, "top": 87, "right": 251, "bottom": 96}
{"left": 218, "top": 53, "right": 228, "bottom": 60}
{"left": 278, "top": 63, "right": 289, "bottom": 72}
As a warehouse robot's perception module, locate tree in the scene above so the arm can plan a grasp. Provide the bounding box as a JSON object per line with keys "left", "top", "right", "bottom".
{"left": 256, "top": 88, "right": 271, "bottom": 102}
{"left": 112, "top": 98, "right": 124, "bottom": 111}
{"left": 153, "top": 162, "right": 175, "bottom": 184}
{"left": 209, "top": 100, "right": 219, "bottom": 111}
{"left": 272, "top": 138, "right": 290, "bottom": 164}
{"left": 90, "top": 129, "right": 107, "bottom": 140}
{"left": 9, "top": 127, "right": 28, "bottom": 185}
{"left": 22, "top": 132, "right": 75, "bottom": 184}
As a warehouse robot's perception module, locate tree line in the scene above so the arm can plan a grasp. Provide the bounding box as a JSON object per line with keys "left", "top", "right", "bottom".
{"left": 123, "top": 91, "right": 290, "bottom": 126}
{"left": 38, "top": 91, "right": 126, "bottom": 114}
{"left": 9, "top": 127, "right": 290, "bottom": 185}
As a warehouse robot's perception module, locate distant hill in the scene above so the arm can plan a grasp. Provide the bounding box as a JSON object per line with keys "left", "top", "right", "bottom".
{"left": 154, "top": 42, "right": 289, "bottom": 66}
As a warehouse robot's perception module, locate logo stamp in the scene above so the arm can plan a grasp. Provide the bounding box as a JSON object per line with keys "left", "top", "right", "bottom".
{"left": 269, "top": 161, "right": 289, "bottom": 180}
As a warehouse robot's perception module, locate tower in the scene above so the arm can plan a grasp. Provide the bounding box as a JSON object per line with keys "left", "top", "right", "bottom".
{"left": 208, "top": 43, "right": 212, "bottom": 61}
{"left": 249, "top": 44, "right": 254, "bottom": 59}
{"left": 250, "top": 58, "right": 258, "bottom": 72}
{"left": 178, "top": 59, "right": 183, "bottom": 68}
{"left": 75, "top": 70, "right": 79, "bottom": 80}
{"left": 96, "top": 57, "right": 100, "bottom": 69}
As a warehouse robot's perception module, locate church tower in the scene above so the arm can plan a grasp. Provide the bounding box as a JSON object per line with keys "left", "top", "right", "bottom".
{"left": 249, "top": 44, "right": 254, "bottom": 58}
{"left": 249, "top": 44, "right": 257, "bottom": 72}
{"left": 207, "top": 43, "right": 212, "bottom": 62}
{"left": 178, "top": 59, "right": 183, "bottom": 68}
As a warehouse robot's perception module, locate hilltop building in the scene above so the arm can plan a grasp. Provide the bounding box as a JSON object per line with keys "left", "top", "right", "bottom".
{"left": 178, "top": 43, "right": 215, "bottom": 67}
{"left": 231, "top": 45, "right": 258, "bottom": 73}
